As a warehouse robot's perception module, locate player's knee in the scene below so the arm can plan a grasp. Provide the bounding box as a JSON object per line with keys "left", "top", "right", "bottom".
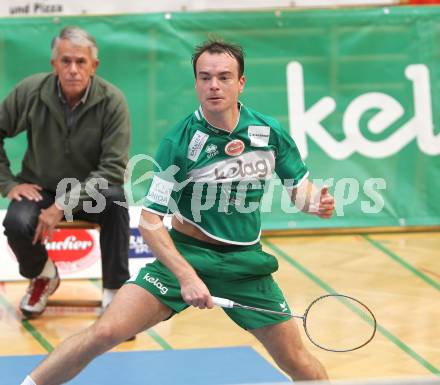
{"left": 91, "top": 323, "right": 120, "bottom": 348}
{"left": 279, "top": 348, "right": 317, "bottom": 379}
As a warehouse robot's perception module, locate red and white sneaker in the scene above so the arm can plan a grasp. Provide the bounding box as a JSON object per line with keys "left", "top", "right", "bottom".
{"left": 19, "top": 269, "right": 60, "bottom": 318}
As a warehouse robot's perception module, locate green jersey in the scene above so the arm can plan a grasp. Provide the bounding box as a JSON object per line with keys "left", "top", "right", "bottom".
{"left": 143, "top": 103, "right": 308, "bottom": 245}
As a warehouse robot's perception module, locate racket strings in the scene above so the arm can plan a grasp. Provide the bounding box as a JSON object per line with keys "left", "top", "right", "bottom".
{"left": 303, "top": 295, "right": 376, "bottom": 352}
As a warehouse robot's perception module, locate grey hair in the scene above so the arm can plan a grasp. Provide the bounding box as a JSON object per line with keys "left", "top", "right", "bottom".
{"left": 51, "top": 26, "right": 98, "bottom": 60}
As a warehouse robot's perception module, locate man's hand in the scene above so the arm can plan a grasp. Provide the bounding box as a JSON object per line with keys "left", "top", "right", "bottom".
{"left": 7, "top": 184, "right": 43, "bottom": 201}
{"left": 32, "top": 204, "right": 65, "bottom": 244}
{"left": 179, "top": 273, "right": 214, "bottom": 310}
{"left": 316, "top": 186, "right": 335, "bottom": 219}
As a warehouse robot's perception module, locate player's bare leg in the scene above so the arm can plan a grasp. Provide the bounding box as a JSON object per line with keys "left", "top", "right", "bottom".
{"left": 250, "top": 319, "right": 328, "bottom": 381}
{"left": 29, "top": 284, "right": 171, "bottom": 385}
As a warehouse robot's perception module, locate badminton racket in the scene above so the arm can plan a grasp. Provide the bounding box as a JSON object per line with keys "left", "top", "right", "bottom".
{"left": 212, "top": 294, "right": 376, "bottom": 352}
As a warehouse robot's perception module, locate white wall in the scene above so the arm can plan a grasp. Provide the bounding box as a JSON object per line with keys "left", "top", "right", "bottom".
{"left": 1, "top": 0, "right": 399, "bottom": 17}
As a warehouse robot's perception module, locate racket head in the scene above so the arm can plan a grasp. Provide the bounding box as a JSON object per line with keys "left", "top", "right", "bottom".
{"left": 302, "top": 294, "right": 377, "bottom": 353}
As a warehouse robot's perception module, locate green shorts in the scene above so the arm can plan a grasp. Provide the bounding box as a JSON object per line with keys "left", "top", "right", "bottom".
{"left": 127, "top": 229, "right": 292, "bottom": 330}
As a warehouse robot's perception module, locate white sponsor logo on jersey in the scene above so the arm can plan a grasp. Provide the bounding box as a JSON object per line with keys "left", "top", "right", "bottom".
{"left": 215, "top": 158, "right": 269, "bottom": 180}
{"left": 143, "top": 272, "right": 168, "bottom": 295}
{"left": 248, "top": 125, "right": 270, "bottom": 147}
{"left": 187, "top": 130, "right": 209, "bottom": 161}
{"left": 146, "top": 175, "right": 174, "bottom": 206}
{"left": 189, "top": 150, "right": 275, "bottom": 183}
{"left": 205, "top": 143, "right": 219, "bottom": 158}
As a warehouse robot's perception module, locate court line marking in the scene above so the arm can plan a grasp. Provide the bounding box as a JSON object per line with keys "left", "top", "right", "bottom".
{"left": 88, "top": 279, "right": 173, "bottom": 350}
{"left": 262, "top": 238, "right": 440, "bottom": 376}
{"left": 419, "top": 268, "right": 440, "bottom": 282}
{"left": 0, "top": 281, "right": 173, "bottom": 354}
{"left": 0, "top": 294, "right": 53, "bottom": 353}
{"left": 362, "top": 235, "right": 440, "bottom": 292}
{"left": 146, "top": 328, "right": 173, "bottom": 350}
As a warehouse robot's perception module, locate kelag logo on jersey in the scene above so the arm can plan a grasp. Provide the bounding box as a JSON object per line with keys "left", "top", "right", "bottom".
{"left": 129, "top": 228, "right": 154, "bottom": 259}
{"left": 45, "top": 229, "right": 98, "bottom": 274}
{"left": 215, "top": 158, "right": 269, "bottom": 180}
{"left": 189, "top": 150, "right": 275, "bottom": 183}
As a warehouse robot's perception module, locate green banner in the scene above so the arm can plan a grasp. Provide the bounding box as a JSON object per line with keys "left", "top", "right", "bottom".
{"left": 0, "top": 7, "right": 439, "bottom": 229}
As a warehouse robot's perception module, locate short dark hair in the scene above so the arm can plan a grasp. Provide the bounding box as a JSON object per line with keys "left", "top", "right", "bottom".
{"left": 192, "top": 39, "right": 245, "bottom": 78}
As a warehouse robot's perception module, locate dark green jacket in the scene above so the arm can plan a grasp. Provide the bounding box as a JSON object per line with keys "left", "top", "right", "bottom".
{"left": 0, "top": 73, "right": 130, "bottom": 206}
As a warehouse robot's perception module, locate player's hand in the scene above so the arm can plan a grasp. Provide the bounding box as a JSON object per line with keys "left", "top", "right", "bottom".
{"left": 7, "top": 183, "right": 43, "bottom": 201}
{"left": 317, "top": 186, "right": 335, "bottom": 219}
{"left": 179, "top": 273, "right": 213, "bottom": 310}
{"left": 32, "top": 204, "right": 65, "bottom": 244}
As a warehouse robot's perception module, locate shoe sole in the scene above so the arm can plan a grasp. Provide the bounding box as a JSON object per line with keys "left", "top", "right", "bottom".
{"left": 21, "top": 308, "right": 44, "bottom": 319}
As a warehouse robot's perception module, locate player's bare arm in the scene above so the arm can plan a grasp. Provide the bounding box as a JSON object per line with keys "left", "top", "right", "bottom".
{"left": 138, "top": 210, "right": 213, "bottom": 309}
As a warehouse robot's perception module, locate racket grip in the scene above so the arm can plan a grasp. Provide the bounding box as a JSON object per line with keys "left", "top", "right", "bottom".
{"left": 212, "top": 296, "right": 234, "bottom": 308}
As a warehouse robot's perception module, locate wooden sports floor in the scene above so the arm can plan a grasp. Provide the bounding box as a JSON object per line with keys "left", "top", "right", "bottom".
{"left": 0, "top": 231, "right": 439, "bottom": 382}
